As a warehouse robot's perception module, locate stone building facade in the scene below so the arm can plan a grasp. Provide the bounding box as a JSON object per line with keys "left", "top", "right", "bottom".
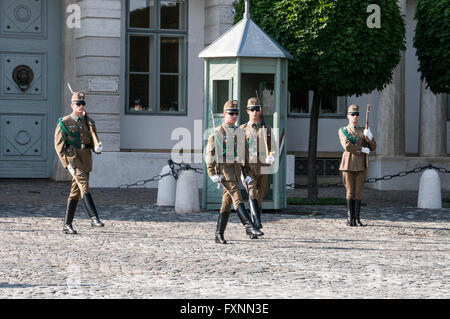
{"left": 0, "top": 0, "right": 448, "bottom": 190}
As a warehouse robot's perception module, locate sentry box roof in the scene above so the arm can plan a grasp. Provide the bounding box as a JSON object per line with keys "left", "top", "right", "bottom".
{"left": 198, "top": 15, "right": 292, "bottom": 59}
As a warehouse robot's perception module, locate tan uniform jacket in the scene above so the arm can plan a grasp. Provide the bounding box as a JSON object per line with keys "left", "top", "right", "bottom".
{"left": 338, "top": 125, "right": 376, "bottom": 171}
{"left": 206, "top": 123, "right": 246, "bottom": 181}
{"left": 54, "top": 114, "right": 95, "bottom": 172}
{"left": 239, "top": 122, "right": 272, "bottom": 177}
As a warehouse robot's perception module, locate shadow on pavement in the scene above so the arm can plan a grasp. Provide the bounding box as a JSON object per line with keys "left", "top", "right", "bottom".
{"left": 1, "top": 179, "right": 449, "bottom": 225}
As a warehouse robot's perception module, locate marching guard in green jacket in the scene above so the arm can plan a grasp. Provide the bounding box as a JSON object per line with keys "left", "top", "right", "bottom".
{"left": 55, "top": 91, "right": 104, "bottom": 234}
{"left": 338, "top": 104, "right": 376, "bottom": 226}
{"left": 239, "top": 97, "right": 276, "bottom": 237}
{"left": 206, "top": 100, "right": 264, "bottom": 244}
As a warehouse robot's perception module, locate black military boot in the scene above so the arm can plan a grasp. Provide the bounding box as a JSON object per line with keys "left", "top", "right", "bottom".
{"left": 236, "top": 203, "right": 264, "bottom": 238}
{"left": 249, "top": 198, "right": 262, "bottom": 230}
{"left": 63, "top": 199, "right": 78, "bottom": 234}
{"left": 82, "top": 193, "right": 104, "bottom": 227}
{"left": 346, "top": 198, "right": 355, "bottom": 226}
{"left": 354, "top": 200, "right": 364, "bottom": 226}
{"left": 215, "top": 211, "right": 230, "bottom": 244}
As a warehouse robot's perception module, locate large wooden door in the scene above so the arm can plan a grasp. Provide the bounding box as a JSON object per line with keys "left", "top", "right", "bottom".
{"left": 0, "top": 0, "right": 61, "bottom": 177}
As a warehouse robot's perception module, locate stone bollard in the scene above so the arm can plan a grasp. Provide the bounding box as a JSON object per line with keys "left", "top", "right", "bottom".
{"left": 175, "top": 170, "right": 200, "bottom": 213}
{"left": 417, "top": 169, "right": 442, "bottom": 209}
{"left": 156, "top": 165, "right": 177, "bottom": 207}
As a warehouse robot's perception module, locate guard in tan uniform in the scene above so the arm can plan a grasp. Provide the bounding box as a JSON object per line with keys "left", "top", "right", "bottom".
{"left": 55, "top": 91, "right": 104, "bottom": 234}
{"left": 206, "top": 100, "right": 263, "bottom": 244}
{"left": 338, "top": 104, "right": 376, "bottom": 226}
{"left": 239, "top": 97, "right": 275, "bottom": 235}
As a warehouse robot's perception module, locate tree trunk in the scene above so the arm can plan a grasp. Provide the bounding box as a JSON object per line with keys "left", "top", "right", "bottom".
{"left": 307, "top": 91, "right": 321, "bottom": 200}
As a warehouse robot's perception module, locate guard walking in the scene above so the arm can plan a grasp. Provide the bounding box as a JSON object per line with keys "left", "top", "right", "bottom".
{"left": 54, "top": 91, "right": 104, "bottom": 234}
{"left": 206, "top": 100, "right": 263, "bottom": 244}
{"left": 239, "top": 97, "right": 275, "bottom": 236}
{"left": 338, "top": 104, "right": 376, "bottom": 226}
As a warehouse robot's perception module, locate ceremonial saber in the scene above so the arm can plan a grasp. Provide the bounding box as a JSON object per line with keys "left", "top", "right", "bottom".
{"left": 220, "top": 179, "right": 234, "bottom": 200}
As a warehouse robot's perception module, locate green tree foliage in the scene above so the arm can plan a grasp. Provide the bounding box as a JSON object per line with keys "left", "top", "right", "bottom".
{"left": 414, "top": 0, "right": 450, "bottom": 94}
{"left": 234, "top": 0, "right": 405, "bottom": 199}
{"left": 235, "top": 0, "right": 405, "bottom": 96}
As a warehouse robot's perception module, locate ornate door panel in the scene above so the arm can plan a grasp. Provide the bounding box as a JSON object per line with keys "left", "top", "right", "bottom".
{"left": 0, "top": 0, "right": 60, "bottom": 177}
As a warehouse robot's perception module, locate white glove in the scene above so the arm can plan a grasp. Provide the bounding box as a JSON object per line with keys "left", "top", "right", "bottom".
{"left": 94, "top": 142, "right": 103, "bottom": 153}
{"left": 364, "top": 128, "right": 373, "bottom": 141}
{"left": 210, "top": 174, "right": 222, "bottom": 183}
{"left": 67, "top": 164, "right": 75, "bottom": 175}
{"left": 361, "top": 147, "right": 370, "bottom": 154}
{"left": 265, "top": 154, "right": 275, "bottom": 165}
{"left": 241, "top": 173, "right": 251, "bottom": 184}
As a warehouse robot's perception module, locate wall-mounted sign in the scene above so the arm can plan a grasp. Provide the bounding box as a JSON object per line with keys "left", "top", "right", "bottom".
{"left": 88, "top": 79, "right": 119, "bottom": 93}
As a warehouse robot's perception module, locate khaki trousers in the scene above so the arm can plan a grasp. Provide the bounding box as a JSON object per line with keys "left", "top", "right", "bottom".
{"left": 248, "top": 174, "right": 268, "bottom": 209}
{"left": 220, "top": 180, "right": 243, "bottom": 212}
{"left": 68, "top": 169, "right": 90, "bottom": 200}
{"left": 342, "top": 171, "right": 366, "bottom": 200}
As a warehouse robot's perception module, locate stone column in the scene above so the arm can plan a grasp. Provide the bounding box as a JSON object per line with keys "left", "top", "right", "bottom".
{"left": 376, "top": 0, "right": 406, "bottom": 156}
{"left": 204, "top": 0, "right": 235, "bottom": 46}
{"left": 376, "top": 57, "right": 405, "bottom": 156}
{"left": 418, "top": 81, "right": 447, "bottom": 156}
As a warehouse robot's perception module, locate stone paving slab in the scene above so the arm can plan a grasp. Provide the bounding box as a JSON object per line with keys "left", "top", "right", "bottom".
{"left": 0, "top": 179, "right": 449, "bottom": 298}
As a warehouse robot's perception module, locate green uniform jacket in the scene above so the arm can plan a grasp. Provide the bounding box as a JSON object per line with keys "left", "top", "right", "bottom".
{"left": 239, "top": 122, "right": 273, "bottom": 177}
{"left": 206, "top": 123, "right": 247, "bottom": 181}
{"left": 338, "top": 125, "right": 376, "bottom": 171}
{"left": 54, "top": 114, "right": 95, "bottom": 172}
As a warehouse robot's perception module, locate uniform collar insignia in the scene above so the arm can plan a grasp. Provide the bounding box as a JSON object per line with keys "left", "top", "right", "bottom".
{"left": 71, "top": 114, "right": 84, "bottom": 122}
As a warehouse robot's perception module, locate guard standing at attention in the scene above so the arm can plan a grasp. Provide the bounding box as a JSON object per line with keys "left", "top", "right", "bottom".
{"left": 206, "top": 100, "right": 264, "bottom": 244}
{"left": 55, "top": 91, "right": 104, "bottom": 234}
{"left": 338, "top": 104, "right": 376, "bottom": 226}
{"left": 239, "top": 97, "right": 275, "bottom": 236}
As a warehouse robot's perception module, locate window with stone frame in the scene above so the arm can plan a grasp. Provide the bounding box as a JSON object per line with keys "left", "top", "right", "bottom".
{"left": 295, "top": 157, "right": 340, "bottom": 176}
{"left": 288, "top": 90, "right": 346, "bottom": 117}
{"left": 127, "top": 0, "right": 187, "bottom": 114}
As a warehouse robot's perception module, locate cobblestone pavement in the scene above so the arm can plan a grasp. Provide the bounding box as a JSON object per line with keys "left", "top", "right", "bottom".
{"left": 0, "top": 179, "right": 449, "bottom": 299}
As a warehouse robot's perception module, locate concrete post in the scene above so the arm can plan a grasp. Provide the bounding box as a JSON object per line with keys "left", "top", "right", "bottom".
{"left": 157, "top": 165, "right": 177, "bottom": 207}
{"left": 175, "top": 170, "right": 200, "bottom": 213}
{"left": 417, "top": 169, "right": 442, "bottom": 209}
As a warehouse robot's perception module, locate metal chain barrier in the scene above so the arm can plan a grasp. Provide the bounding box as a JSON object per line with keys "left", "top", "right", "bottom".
{"left": 120, "top": 161, "right": 449, "bottom": 189}
{"left": 119, "top": 159, "right": 203, "bottom": 188}
{"left": 286, "top": 163, "right": 450, "bottom": 189}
